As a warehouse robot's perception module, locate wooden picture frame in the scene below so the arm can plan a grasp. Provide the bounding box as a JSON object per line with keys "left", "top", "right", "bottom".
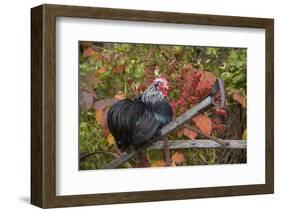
{"left": 31, "top": 4, "right": 274, "bottom": 208}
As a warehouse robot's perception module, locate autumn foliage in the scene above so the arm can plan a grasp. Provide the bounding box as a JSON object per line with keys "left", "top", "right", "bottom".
{"left": 79, "top": 42, "right": 247, "bottom": 169}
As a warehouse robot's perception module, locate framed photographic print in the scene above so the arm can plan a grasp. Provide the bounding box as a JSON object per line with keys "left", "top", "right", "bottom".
{"left": 31, "top": 4, "right": 274, "bottom": 208}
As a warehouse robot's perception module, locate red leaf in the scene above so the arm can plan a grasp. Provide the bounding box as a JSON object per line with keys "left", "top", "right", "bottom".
{"left": 181, "top": 67, "right": 216, "bottom": 106}
{"left": 127, "top": 79, "right": 133, "bottom": 84}
{"left": 183, "top": 128, "right": 197, "bottom": 140}
{"left": 182, "top": 68, "right": 196, "bottom": 92}
{"left": 195, "top": 71, "right": 216, "bottom": 97}
{"left": 137, "top": 85, "right": 145, "bottom": 92}
{"left": 187, "top": 96, "right": 199, "bottom": 104}
{"left": 193, "top": 114, "right": 212, "bottom": 135}
{"left": 214, "top": 108, "right": 227, "bottom": 117}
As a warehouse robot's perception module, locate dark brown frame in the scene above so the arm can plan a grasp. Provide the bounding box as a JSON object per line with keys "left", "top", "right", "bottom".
{"left": 31, "top": 4, "right": 274, "bottom": 208}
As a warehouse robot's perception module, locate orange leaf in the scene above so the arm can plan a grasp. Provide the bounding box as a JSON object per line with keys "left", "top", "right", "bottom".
{"left": 82, "top": 47, "right": 102, "bottom": 60}
{"left": 193, "top": 114, "right": 212, "bottom": 135}
{"left": 107, "top": 133, "right": 115, "bottom": 145}
{"left": 94, "top": 66, "right": 107, "bottom": 77}
{"left": 82, "top": 47, "right": 93, "bottom": 57}
{"left": 102, "top": 108, "right": 110, "bottom": 137}
{"left": 113, "top": 64, "right": 125, "bottom": 74}
{"left": 95, "top": 109, "right": 103, "bottom": 125}
{"left": 183, "top": 127, "right": 197, "bottom": 140}
{"left": 151, "top": 160, "right": 166, "bottom": 167}
{"left": 232, "top": 90, "right": 246, "bottom": 108}
{"left": 171, "top": 151, "right": 185, "bottom": 165}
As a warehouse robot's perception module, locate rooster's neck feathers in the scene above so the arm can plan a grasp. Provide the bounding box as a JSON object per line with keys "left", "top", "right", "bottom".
{"left": 141, "top": 85, "right": 165, "bottom": 104}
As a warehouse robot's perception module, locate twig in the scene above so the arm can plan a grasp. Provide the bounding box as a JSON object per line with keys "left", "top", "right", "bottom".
{"left": 79, "top": 151, "right": 118, "bottom": 163}
{"left": 80, "top": 151, "right": 133, "bottom": 168}
{"left": 183, "top": 124, "right": 229, "bottom": 146}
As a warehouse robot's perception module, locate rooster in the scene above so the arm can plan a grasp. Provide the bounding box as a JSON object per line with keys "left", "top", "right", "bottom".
{"left": 107, "top": 77, "right": 173, "bottom": 152}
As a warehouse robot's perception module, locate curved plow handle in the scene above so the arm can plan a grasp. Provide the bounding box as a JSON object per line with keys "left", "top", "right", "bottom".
{"left": 211, "top": 78, "right": 226, "bottom": 109}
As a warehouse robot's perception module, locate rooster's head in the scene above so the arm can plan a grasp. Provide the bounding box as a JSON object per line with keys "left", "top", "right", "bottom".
{"left": 153, "top": 77, "right": 168, "bottom": 97}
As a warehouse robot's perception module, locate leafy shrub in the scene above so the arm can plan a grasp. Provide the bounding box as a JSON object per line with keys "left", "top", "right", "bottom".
{"left": 79, "top": 42, "right": 247, "bottom": 169}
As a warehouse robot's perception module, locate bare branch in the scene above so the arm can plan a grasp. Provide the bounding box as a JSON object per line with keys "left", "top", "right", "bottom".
{"left": 149, "top": 140, "right": 246, "bottom": 149}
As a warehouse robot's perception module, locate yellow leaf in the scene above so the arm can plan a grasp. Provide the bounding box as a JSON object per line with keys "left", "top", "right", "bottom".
{"left": 114, "top": 92, "right": 126, "bottom": 100}
{"left": 107, "top": 133, "right": 115, "bottom": 145}
{"left": 242, "top": 129, "right": 247, "bottom": 140}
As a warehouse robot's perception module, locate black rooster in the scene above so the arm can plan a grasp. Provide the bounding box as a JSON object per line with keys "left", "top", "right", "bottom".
{"left": 107, "top": 77, "right": 173, "bottom": 152}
